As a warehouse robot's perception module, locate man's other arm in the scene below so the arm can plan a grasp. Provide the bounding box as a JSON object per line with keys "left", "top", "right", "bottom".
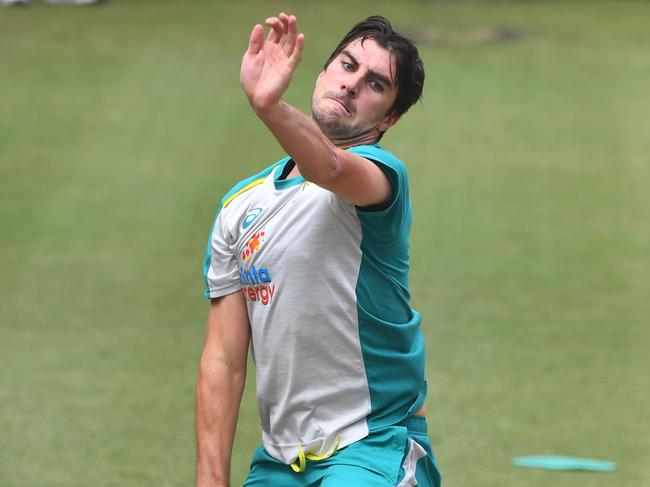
{"left": 196, "top": 292, "right": 250, "bottom": 487}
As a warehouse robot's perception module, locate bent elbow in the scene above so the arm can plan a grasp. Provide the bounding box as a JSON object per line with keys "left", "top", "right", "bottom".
{"left": 328, "top": 148, "right": 342, "bottom": 176}
{"left": 302, "top": 148, "right": 342, "bottom": 186}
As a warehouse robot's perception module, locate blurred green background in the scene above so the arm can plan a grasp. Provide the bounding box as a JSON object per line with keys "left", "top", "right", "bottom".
{"left": 1, "top": 1, "right": 648, "bottom": 486}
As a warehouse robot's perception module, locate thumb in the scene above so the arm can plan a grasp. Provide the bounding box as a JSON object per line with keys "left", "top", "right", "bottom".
{"left": 246, "top": 24, "right": 264, "bottom": 54}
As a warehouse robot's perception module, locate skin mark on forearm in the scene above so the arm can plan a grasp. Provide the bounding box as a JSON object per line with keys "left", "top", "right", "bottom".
{"left": 329, "top": 149, "right": 341, "bottom": 174}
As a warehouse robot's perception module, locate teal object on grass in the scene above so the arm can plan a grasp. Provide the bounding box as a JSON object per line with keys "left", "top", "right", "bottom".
{"left": 512, "top": 456, "right": 616, "bottom": 472}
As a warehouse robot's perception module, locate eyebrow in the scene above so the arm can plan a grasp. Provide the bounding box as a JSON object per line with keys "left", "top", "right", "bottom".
{"left": 341, "top": 49, "right": 394, "bottom": 88}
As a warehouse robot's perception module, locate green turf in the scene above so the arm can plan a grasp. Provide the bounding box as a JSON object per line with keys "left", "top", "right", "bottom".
{"left": 1, "top": 1, "right": 648, "bottom": 486}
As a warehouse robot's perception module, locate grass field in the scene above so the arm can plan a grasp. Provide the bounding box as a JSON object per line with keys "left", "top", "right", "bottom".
{"left": 1, "top": 1, "right": 649, "bottom": 486}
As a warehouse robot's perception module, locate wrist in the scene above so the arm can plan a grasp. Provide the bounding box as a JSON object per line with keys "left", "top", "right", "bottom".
{"left": 196, "top": 462, "right": 229, "bottom": 487}
{"left": 251, "top": 97, "right": 286, "bottom": 122}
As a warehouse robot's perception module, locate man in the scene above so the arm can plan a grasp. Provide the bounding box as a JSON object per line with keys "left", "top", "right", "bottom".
{"left": 197, "top": 13, "right": 441, "bottom": 487}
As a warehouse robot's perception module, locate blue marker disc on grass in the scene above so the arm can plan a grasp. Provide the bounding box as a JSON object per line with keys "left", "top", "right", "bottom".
{"left": 512, "top": 456, "right": 616, "bottom": 472}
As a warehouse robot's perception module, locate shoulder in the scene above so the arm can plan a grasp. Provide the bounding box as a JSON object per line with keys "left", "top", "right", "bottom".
{"left": 219, "top": 157, "right": 288, "bottom": 211}
{"left": 349, "top": 145, "right": 412, "bottom": 236}
{"left": 346, "top": 144, "right": 409, "bottom": 195}
{"left": 345, "top": 144, "right": 405, "bottom": 168}
{"left": 210, "top": 157, "right": 289, "bottom": 243}
{"left": 345, "top": 144, "right": 408, "bottom": 183}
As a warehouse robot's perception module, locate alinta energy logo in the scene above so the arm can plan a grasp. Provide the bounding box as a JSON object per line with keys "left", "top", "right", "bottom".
{"left": 240, "top": 265, "right": 275, "bottom": 305}
{"left": 240, "top": 227, "right": 275, "bottom": 305}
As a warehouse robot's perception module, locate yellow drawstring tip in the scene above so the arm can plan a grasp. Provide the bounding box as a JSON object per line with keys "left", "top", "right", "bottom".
{"left": 290, "top": 444, "right": 306, "bottom": 473}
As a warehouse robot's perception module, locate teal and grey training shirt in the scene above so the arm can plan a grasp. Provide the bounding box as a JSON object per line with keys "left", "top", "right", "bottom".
{"left": 203, "top": 144, "right": 427, "bottom": 465}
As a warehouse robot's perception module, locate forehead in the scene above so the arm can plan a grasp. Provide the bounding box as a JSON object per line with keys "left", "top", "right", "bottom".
{"left": 340, "top": 38, "right": 396, "bottom": 83}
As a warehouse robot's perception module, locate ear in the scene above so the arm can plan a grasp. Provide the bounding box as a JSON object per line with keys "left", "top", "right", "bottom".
{"left": 378, "top": 113, "right": 401, "bottom": 133}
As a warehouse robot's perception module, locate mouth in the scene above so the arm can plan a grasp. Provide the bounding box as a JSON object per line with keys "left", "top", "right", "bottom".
{"left": 328, "top": 97, "right": 352, "bottom": 115}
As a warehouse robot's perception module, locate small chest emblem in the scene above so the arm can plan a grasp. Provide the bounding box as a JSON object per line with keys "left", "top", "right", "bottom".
{"left": 242, "top": 207, "right": 263, "bottom": 230}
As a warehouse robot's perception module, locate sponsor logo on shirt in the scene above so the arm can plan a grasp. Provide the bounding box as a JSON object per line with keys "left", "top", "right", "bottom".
{"left": 242, "top": 207, "right": 263, "bottom": 230}
{"left": 241, "top": 228, "right": 266, "bottom": 261}
{"left": 239, "top": 265, "right": 275, "bottom": 305}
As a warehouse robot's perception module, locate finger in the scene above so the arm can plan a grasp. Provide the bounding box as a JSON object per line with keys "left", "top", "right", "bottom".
{"left": 284, "top": 15, "right": 297, "bottom": 55}
{"left": 265, "top": 17, "right": 283, "bottom": 44}
{"left": 264, "top": 17, "right": 278, "bottom": 43}
{"left": 290, "top": 33, "right": 305, "bottom": 67}
{"left": 278, "top": 12, "right": 290, "bottom": 47}
{"left": 246, "top": 24, "right": 264, "bottom": 55}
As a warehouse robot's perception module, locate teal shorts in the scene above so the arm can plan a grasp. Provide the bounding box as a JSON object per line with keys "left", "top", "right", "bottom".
{"left": 243, "top": 416, "right": 442, "bottom": 487}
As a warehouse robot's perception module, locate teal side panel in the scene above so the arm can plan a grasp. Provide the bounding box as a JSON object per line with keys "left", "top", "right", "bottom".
{"left": 202, "top": 158, "right": 288, "bottom": 298}
{"left": 349, "top": 145, "right": 427, "bottom": 428}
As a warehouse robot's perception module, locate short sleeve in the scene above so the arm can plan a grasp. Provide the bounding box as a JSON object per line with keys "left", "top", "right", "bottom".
{"left": 203, "top": 210, "right": 242, "bottom": 299}
{"left": 346, "top": 145, "right": 411, "bottom": 240}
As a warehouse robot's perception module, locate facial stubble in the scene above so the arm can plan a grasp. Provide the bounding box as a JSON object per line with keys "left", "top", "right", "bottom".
{"left": 311, "top": 99, "right": 378, "bottom": 146}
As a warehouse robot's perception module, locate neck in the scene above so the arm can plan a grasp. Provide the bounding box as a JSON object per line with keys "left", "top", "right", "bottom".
{"left": 327, "top": 127, "right": 380, "bottom": 149}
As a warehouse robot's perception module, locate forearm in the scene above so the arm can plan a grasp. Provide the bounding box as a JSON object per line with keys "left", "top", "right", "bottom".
{"left": 253, "top": 100, "right": 340, "bottom": 185}
{"left": 195, "top": 359, "right": 247, "bottom": 487}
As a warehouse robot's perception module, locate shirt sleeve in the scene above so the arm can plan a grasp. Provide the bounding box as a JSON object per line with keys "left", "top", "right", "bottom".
{"left": 346, "top": 145, "right": 411, "bottom": 240}
{"left": 203, "top": 210, "right": 242, "bottom": 299}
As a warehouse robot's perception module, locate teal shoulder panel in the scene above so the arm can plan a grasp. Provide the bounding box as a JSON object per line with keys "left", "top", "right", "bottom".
{"left": 350, "top": 145, "right": 427, "bottom": 428}
{"left": 346, "top": 144, "right": 411, "bottom": 241}
{"left": 202, "top": 158, "right": 288, "bottom": 298}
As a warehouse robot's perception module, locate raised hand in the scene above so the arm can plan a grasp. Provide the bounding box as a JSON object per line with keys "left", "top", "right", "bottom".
{"left": 240, "top": 13, "right": 305, "bottom": 112}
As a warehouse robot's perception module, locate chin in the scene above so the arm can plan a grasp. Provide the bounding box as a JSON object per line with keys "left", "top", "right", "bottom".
{"left": 313, "top": 105, "right": 359, "bottom": 138}
{"left": 313, "top": 106, "right": 338, "bottom": 125}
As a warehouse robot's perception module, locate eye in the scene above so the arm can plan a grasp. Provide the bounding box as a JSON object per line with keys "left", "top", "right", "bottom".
{"left": 342, "top": 61, "right": 354, "bottom": 72}
{"left": 369, "top": 80, "right": 384, "bottom": 92}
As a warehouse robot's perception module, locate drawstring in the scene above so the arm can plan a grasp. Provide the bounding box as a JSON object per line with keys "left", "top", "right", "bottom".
{"left": 290, "top": 434, "right": 341, "bottom": 473}
{"left": 290, "top": 446, "right": 307, "bottom": 473}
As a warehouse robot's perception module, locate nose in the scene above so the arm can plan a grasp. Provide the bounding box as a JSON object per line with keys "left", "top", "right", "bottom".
{"left": 341, "top": 72, "right": 363, "bottom": 98}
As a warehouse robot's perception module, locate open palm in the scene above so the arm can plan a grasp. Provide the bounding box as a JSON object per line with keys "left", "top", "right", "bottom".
{"left": 240, "top": 13, "right": 305, "bottom": 110}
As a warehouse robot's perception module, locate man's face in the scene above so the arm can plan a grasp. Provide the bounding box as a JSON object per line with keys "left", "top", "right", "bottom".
{"left": 312, "top": 38, "right": 400, "bottom": 140}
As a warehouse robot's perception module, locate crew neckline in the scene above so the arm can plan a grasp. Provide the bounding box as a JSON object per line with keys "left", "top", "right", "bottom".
{"left": 274, "top": 159, "right": 305, "bottom": 190}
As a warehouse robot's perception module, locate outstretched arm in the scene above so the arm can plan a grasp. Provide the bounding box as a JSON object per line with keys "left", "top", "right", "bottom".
{"left": 240, "top": 13, "right": 392, "bottom": 207}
